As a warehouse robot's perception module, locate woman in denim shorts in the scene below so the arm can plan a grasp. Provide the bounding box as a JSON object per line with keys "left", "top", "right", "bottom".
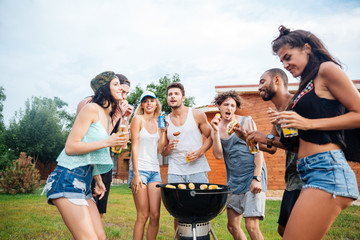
{"left": 43, "top": 71, "right": 129, "bottom": 240}
{"left": 128, "top": 91, "right": 167, "bottom": 240}
{"left": 272, "top": 26, "right": 360, "bottom": 239}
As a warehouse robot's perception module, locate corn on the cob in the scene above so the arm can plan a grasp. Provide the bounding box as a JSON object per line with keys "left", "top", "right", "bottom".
{"left": 177, "top": 184, "right": 187, "bottom": 189}
{"left": 209, "top": 184, "right": 218, "bottom": 190}
{"left": 200, "top": 184, "right": 208, "bottom": 190}
{"left": 165, "top": 184, "right": 176, "bottom": 189}
{"left": 188, "top": 183, "right": 195, "bottom": 190}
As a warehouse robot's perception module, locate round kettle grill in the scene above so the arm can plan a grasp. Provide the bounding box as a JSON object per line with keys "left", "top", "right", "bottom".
{"left": 156, "top": 182, "right": 232, "bottom": 240}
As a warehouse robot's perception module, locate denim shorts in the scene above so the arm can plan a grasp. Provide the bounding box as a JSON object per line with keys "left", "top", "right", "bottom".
{"left": 167, "top": 171, "right": 208, "bottom": 183}
{"left": 128, "top": 170, "right": 161, "bottom": 187}
{"left": 44, "top": 165, "right": 93, "bottom": 205}
{"left": 297, "top": 150, "right": 359, "bottom": 200}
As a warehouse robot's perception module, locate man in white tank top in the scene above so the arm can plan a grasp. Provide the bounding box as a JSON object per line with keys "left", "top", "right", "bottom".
{"left": 162, "top": 83, "right": 212, "bottom": 183}
{"left": 162, "top": 82, "right": 213, "bottom": 233}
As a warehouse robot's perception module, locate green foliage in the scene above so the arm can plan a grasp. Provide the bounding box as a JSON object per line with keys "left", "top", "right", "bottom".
{"left": 4, "top": 96, "right": 73, "bottom": 176}
{"left": 0, "top": 150, "right": 17, "bottom": 171}
{"left": 0, "top": 85, "right": 6, "bottom": 122}
{"left": 0, "top": 85, "right": 13, "bottom": 171}
{"left": 127, "top": 73, "right": 195, "bottom": 115}
{"left": 0, "top": 152, "right": 41, "bottom": 194}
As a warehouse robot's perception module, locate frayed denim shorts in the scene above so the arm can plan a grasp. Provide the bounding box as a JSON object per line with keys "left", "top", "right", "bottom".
{"left": 44, "top": 165, "right": 93, "bottom": 205}
{"left": 128, "top": 170, "right": 161, "bottom": 187}
{"left": 297, "top": 150, "right": 359, "bottom": 200}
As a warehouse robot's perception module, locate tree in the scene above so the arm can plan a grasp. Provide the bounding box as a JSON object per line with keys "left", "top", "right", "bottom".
{"left": 0, "top": 86, "right": 16, "bottom": 170}
{"left": 5, "top": 96, "right": 75, "bottom": 177}
{"left": 127, "top": 73, "right": 195, "bottom": 115}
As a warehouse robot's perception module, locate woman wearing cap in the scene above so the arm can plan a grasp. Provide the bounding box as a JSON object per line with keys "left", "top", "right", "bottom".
{"left": 129, "top": 91, "right": 167, "bottom": 240}
{"left": 43, "top": 71, "right": 128, "bottom": 240}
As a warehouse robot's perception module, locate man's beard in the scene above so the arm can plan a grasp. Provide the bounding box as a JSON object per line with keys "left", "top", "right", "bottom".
{"left": 170, "top": 101, "right": 182, "bottom": 109}
{"left": 261, "top": 81, "right": 275, "bottom": 101}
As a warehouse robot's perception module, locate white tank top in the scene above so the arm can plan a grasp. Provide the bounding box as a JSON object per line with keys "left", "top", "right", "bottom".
{"left": 167, "top": 108, "right": 210, "bottom": 175}
{"left": 130, "top": 122, "right": 160, "bottom": 172}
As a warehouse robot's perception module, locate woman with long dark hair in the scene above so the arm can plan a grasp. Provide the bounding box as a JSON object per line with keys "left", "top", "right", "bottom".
{"left": 44, "top": 71, "right": 128, "bottom": 240}
{"left": 272, "top": 26, "right": 360, "bottom": 239}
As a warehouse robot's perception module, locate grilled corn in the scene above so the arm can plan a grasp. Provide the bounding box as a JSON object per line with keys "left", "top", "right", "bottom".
{"left": 188, "top": 183, "right": 195, "bottom": 190}
{"left": 178, "top": 184, "right": 187, "bottom": 189}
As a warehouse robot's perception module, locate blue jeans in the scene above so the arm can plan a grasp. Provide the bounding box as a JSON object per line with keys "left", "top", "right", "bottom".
{"left": 128, "top": 170, "right": 161, "bottom": 187}
{"left": 297, "top": 150, "right": 359, "bottom": 200}
{"left": 45, "top": 165, "right": 93, "bottom": 205}
{"left": 167, "top": 171, "right": 209, "bottom": 183}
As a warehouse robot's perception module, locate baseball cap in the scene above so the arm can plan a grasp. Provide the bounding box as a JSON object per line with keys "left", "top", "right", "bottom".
{"left": 140, "top": 91, "right": 157, "bottom": 102}
{"left": 90, "top": 71, "right": 118, "bottom": 93}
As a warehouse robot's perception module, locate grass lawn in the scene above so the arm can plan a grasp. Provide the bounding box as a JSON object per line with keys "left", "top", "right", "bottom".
{"left": 0, "top": 184, "right": 359, "bottom": 239}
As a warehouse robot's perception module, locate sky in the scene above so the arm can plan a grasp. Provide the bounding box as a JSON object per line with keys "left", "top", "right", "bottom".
{"left": 1, "top": 0, "right": 360, "bottom": 125}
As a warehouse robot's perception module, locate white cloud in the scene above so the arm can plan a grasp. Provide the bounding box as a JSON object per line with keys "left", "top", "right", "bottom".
{"left": 1, "top": 0, "right": 360, "bottom": 124}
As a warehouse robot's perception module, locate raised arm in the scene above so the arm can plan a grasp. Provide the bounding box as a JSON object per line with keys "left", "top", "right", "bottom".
{"left": 210, "top": 114, "right": 223, "bottom": 160}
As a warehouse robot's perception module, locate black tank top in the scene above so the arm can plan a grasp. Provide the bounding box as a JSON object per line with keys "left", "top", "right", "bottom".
{"left": 291, "top": 80, "right": 346, "bottom": 148}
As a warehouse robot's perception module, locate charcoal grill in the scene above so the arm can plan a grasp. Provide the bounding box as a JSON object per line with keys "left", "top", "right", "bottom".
{"left": 156, "top": 182, "right": 232, "bottom": 240}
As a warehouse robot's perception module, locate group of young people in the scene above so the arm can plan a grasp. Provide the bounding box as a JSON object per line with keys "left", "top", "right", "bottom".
{"left": 43, "top": 25, "right": 359, "bottom": 240}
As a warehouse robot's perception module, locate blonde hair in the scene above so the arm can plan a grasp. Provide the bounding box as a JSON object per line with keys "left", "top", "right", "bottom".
{"left": 134, "top": 97, "right": 161, "bottom": 118}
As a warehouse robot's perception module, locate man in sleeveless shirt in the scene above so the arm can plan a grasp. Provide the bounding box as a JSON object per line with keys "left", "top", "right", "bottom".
{"left": 211, "top": 90, "right": 267, "bottom": 240}
{"left": 161, "top": 82, "right": 212, "bottom": 232}
{"left": 77, "top": 73, "right": 133, "bottom": 218}
{"left": 247, "top": 68, "right": 303, "bottom": 237}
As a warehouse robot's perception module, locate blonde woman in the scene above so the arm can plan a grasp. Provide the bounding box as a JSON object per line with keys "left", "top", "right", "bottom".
{"left": 129, "top": 91, "right": 167, "bottom": 240}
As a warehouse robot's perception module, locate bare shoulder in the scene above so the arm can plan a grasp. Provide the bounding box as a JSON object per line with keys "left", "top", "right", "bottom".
{"left": 74, "top": 102, "right": 98, "bottom": 125}
{"left": 318, "top": 62, "right": 347, "bottom": 83}
{"left": 76, "top": 96, "right": 93, "bottom": 114}
{"left": 80, "top": 102, "right": 98, "bottom": 115}
{"left": 192, "top": 108, "right": 207, "bottom": 121}
{"left": 130, "top": 115, "right": 143, "bottom": 127}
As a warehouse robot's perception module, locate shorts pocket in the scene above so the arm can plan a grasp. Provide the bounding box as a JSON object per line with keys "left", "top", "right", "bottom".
{"left": 70, "top": 166, "right": 88, "bottom": 178}
{"left": 300, "top": 157, "right": 335, "bottom": 185}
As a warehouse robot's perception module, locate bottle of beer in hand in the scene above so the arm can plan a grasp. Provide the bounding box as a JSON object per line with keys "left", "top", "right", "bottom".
{"left": 248, "top": 116, "right": 259, "bottom": 154}
{"left": 111, "top": 116, "right": 128, "bottom": 154}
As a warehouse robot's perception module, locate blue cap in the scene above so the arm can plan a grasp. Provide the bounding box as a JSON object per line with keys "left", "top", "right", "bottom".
{"left": 140, "top": 91, "right": 157, "bottom": 102}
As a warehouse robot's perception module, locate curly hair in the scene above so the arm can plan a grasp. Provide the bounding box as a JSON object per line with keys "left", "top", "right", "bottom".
{"left": 213, "top": 90, "right": 242, "bottom": 108}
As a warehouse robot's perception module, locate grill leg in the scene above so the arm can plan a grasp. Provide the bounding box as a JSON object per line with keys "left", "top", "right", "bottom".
{"left": 192, "top": 223, "right": 197, "bottom": 240}
{"left": 210, "top": 225, "right": 218, "bottom": 240}
{"left": 173, "top": 226, "right": 179, "bottom": 240}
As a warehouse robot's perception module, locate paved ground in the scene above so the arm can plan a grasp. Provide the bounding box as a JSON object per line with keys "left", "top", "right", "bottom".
{"left": 266, "top": 190, "right": 360, "bottom": 206}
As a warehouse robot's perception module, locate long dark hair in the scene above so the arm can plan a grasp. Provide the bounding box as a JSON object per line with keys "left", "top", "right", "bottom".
{"left": 272, "top": 25, "right": 342, "bottom": 108}
{"left": 91, "top": 82, "right": 118, "bottom": 119}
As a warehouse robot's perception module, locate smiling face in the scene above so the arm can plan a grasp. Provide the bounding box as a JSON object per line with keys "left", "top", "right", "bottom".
{"left": 277, "top": 44, "right": 310, "bottom": 78}
{"left": 258, "top": 72, "right": 276, "bottom": 101}
{"left": 109, "top": 77, "right": 123, "bottom": 101}
{"left": 141, "top": 97, "right": 157, "bottom": 114}
{"left": 167, "top": 88, "right": 185, "bottom": 109}
{"left": 218, "top": 97, "right": 237, "bottom": 121}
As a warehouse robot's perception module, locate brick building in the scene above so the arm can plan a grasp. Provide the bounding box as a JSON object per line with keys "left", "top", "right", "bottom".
{"left": 113, "top": 81, "right": 360, "bottom": 191}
